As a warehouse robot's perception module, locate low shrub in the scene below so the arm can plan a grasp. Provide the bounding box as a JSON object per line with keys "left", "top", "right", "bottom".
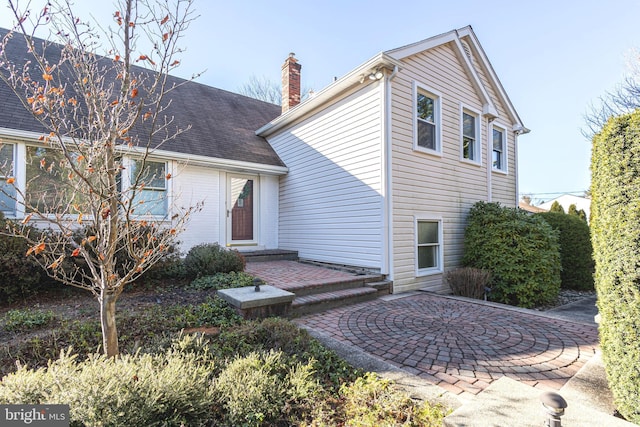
{"left": 0, "top": 337, "right": 216, "bottom": 426}
{"left": 446, "top": 267, "right": 491, "bottom": 299}
{"left": 184, "top": 243, "right": 245, "bottom": 279}
{"left": 325, "top": 372, "right": 448, "bottom": 426}
{"left": 463, "top": 202, "right": 561, "bottom": 308}
{"left": 188, "top": 271, "right": 255, "bottom": 291}
{"left": 213, "top": 318, "right": 362, "bottom": 393}
{"left": 538, "top": 212, "right": 595, "bottom": 290}
{"left": 2, "top": 309, "right": 57, "bottom": 332}
{"left": 214, "top": 350, "right": 320, "bottom": 425}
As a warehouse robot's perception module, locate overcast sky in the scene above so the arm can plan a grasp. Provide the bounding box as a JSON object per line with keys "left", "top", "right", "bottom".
{"left": 2, "top": 0, "right": 639, "bottom": 204}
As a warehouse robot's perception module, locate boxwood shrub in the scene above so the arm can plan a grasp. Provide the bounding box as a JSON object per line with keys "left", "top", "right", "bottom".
{"left": 590, "top": 110, "right": 640, "bottom": 423}
{"left": 538, "top": 211, "right": 595, "bottom": 290}
{"left": 462, "top": 202, "right": 561, "bottom": 308}
{"left": 184, "top": 243, "right": 245, "bottom": 279}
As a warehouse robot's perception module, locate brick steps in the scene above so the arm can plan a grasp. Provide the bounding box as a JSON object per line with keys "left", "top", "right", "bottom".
{"left": 292, "top": 286, "right": 379, "bottom": 316}
{"left": 290, "top": 276, "right": 392, "bottom": 316}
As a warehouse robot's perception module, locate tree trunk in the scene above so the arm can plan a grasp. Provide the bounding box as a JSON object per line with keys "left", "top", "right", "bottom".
{"left": 100, "top": 292, "right": 119, "bottom": 357}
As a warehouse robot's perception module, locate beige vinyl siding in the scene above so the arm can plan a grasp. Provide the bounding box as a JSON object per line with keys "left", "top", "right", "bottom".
{"left": 390, "top": 42, "right": 494, "bottom": 293}
{"left": 463, "top": 36, "right": 517, "bottom": 206}
{"left": 268, "top": 83, "right": 385, "bottom": 269}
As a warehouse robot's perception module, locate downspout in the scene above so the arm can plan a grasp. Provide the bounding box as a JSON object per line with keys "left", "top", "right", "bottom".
{"left": 513, "top": 125, "right": 523, "bottom": 207}
{"left": 382, "top": 65, "right": 399, "bottom": 283}
{"left": 486, "top": 117, "right": 494, "bottom": 202}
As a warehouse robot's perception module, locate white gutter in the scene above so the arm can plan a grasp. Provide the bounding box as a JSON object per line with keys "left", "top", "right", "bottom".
{"left": 257, "top": 53, "right": 402, "bottom": 137}
{"left": 0, "top": 127, "right": 289, "bottom": 175}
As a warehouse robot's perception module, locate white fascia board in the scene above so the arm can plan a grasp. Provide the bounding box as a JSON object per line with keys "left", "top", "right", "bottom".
{"left": 457, "top": 27, "right": 528, "bottom": 132}
{"left": 256, "top": 53, "right": 402, "bottom": 137}
{"left": 384, "top": 28, "right": 461, "bottom": 60}
{"left": 123, "top": 146, "right": 289, "bottom": 175}
{"left": 0, "top": 127, "right": 288, "bottom": 175}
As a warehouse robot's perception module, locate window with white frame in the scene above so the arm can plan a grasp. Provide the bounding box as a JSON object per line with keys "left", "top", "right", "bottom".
{"left": 130, "top": 160, "right": 168, "bottom": 216}
{"left": 25, "top": 146, "right": 87, "bottom": 213}
{"left": 415, "top": 85, "right": 441, "bottom": 153}
{"left": 0, "top": 144, "right": 16, "bottom": 215}
{"left": 461, "top": 109, "right": 480, "bottom": 162}
{"left": 416, "top": 218, "right": 442, "bottom": 274}
{"left": 492, "top": 126, "right": 507, "bottom": 172}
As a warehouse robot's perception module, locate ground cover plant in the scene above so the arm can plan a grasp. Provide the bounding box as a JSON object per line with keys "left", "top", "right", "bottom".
{"left": 0, "top": 271, "right": 449, "bottom": 426}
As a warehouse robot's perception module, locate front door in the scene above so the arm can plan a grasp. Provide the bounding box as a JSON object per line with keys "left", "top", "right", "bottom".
{"left": 228, "top": 175, "right": 256, "bottom": 244}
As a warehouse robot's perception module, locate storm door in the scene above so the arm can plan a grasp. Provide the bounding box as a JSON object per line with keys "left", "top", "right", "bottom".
{"left": 228, "top": 175, "right": 257, "bottom": 243}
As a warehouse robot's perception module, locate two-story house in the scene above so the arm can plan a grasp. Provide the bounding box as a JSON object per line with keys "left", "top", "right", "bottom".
{"left": 0, "top": 25, "right": 527, "bottom": 294}
{"left": 259, "top": 26, "right": 528, "bottom": 293}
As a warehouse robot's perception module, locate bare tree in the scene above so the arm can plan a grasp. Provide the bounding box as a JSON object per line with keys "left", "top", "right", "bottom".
{"left": 0, "top": 0, "right": 200, "bottom": 357}
{"left": 584, "top": 49, "right": 640, "bottom": 137}
{"left": 238, "top": 74, "right": 313, "bottom": 105}
{"left": 238, "top": 75, "right": 282, "bottom": 105}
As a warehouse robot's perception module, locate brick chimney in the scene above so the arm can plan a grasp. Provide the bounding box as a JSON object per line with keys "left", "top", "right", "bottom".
{"left": 281, "top": 53, "right": 301, "bottom": 113}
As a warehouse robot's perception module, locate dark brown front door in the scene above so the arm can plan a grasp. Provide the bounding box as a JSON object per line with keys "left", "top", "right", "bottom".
{"left": 230, "top": 177, "right": 254, "bottom": 241}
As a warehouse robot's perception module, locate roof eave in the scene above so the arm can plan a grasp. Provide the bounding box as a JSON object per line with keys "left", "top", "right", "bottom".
{"left": 256, "top": 52, "right": 402, "bottom": 137}
{"left": 0, "top": 127, "right": 289, "bottom": 175}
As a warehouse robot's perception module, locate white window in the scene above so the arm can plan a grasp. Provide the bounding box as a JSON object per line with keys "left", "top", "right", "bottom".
{"left": 461, "top": 108, "right": 480, "bottom": 162}
{"left": 130, "top": 160, "right": 168, "bottom": 217}
{"left": 416, "top": 218, "right": 443, "bottom": 275}
{"left": 0, "top": 144, "right": 15, "bottom": 215}
{"left": 414, "top": 84, "right": 441, "bottom": 154}
{"left": 25, "top": 146, "right": 86, "bottom": 213}
{"left": 492, "top": 125, "right": 507, "bottom": 172}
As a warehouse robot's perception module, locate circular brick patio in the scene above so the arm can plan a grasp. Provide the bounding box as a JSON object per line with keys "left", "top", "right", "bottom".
{"left": 296, "top": 293, "right": 599, "bottom": 396}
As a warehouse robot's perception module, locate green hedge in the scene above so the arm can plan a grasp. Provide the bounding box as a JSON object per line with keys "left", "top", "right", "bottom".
{"left": 0, "top": 213, "right": 45, "bottom": 303}
{"left": 590, "top": 110, "right": 640, "bottom": 424}
{"left": 463, "top": 202, "right": 561, "bottom": 308}
{"left": 538, "top": 212, "right": 595, "bottom": 290}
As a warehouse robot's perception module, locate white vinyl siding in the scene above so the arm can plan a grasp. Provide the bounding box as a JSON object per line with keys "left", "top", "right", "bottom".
{"left": 166, "top": 164, "right": 220, "bottom": 252}
{"left": 268, "top": 83, "right": 384, "bottom": 269}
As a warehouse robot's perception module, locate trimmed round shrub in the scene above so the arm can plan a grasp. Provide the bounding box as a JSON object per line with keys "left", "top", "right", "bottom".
{"left": 590, "top": 110, "right": 640, "bottom": 423}
{"left": 538, "top": 212, "right": 594, "bottom": 290}
{"left": 184, "top": 243, "right": 245, "bottom": 279}
{"left": 463, "top": 202, "right": 561, "bottom": 308}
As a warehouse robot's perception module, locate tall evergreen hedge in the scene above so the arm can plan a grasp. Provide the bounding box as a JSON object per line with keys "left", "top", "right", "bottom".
{"left": 591, "top": 110, "right": 640, "bottom": 423}
{"left": 463, "top": 202, "right": 561, "bottom": 308}
{"left": 538, "top": 212, "right": 594, "bottom": 291}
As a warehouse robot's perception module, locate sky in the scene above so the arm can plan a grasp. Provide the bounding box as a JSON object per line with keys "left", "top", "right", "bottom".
{"left": 2, "top": 0, "right": 640, "bottom": 205}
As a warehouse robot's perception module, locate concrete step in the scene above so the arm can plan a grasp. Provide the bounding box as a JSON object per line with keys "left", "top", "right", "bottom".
{"left": 291, "top": 286, "right": 378, "bottom": 316}
{"left": 286, "top": 275, "right": 383, "bottom": 297}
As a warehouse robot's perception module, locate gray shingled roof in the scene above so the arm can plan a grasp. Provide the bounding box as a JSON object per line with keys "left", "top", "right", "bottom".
{"left": 0, "top": 28, "right": 285, "bottom": 168}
